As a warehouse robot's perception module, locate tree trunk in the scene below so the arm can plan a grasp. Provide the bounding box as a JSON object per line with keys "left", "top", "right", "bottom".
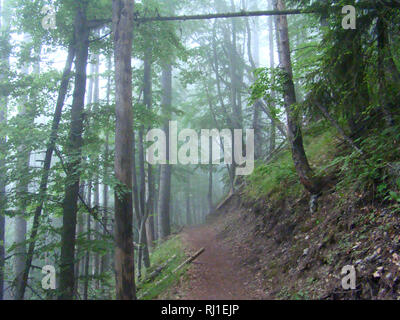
{"left": 377, "top": 13, "right": 400, "bottom": 126}
{"left": 74, "top": 183, "right": 85, "bottom": 299}
{"left": 16, "top": 43, "right": 75, "bottom": 300}
{"left": 58, "top": 6, "right": 90, "bottom": 300}
{"left": 157, "top": 64, "right": 172, "bottom": 241}
{"left": 83, "top": 181, "right": 92, "bottom": 300}
{"left": 132, "top": 133, "right": 141, "bottom": 223}
{"left": 14, "top": 214, "right": 26, "bottom": 298}
{"left": 153, "top": 167, "right": 159, "bottom": 242}
{"left": 208, "top": 137, "right": 213, "bottom": 214}
{"left": 100, "top": 55, "right": 112, "bottom": 294}
{"left": 186, "top": 177, "right": 192, "bottom": 226}
{"left": 146, "top": 162, "right": 155, "bottom": 250}
{"left": 273, "top": 0, "right": 320, "bottom": 195}
{"left": 81, "top": 58, "right": 95, "bottom": 300}
{"left": 141, "top": 54, "right": 152, "bottom": 264}
{"left": 112, "top": 0, "right": 136, "bottom": 300}
{"left": 268, "top": 0, "right": 277, "bottom": 153}
{"left": 14, "top": 57, "right": 28, "bottom": 300}
{"left": 14, "top": 34, "right": 36, "bottom": 299}
{"left": 92, "top": 54, "right": 101, "bottom": 291}
{"left": 137, "top": 125, "right": 150, "bottom": 279}
{"left": 0, "top": 0, "right": 10, "bottom": 300}
{"left": 245, "top": 12, "right": 262, "bottom": 160}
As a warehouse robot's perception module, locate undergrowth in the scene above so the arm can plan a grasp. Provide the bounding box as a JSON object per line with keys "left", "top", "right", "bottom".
{"left": 334, "top": 125, "right": 400, "bottom": 205}
{"left": 244, "top": 120, "right": 400, "bottom": 216}
{"left": 137, "top": 235, "right": 187, "bottom": 300}
{"left": 244, "top": 125, "right": 336, "bottom": 201}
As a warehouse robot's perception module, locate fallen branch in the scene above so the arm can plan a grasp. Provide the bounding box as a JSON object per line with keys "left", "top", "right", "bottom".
{"left": 135, "top": 9, "right": 313, "bottom": 23}
{"left": 172, "top": 248, "right": 205, "bottom": 274}
{"left": 137, "top": 254, "right": 177, "bottom": 290}
{"left": 215, "top": 191, "right": 235, "bottom": 211}
{"left": 138, "top": 248, "right": 205, "bottom": 299}
{"left": 172, "top": 226, "right": 184, "bottom": 235}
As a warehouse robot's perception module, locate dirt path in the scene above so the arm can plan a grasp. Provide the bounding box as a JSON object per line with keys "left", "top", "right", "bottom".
{"left": 177, "top": 223, "right": 266, "bottom": 300}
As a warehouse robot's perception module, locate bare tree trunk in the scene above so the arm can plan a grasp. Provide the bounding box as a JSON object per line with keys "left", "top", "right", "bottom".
{"left": 141, "top": 53, "right": 152, "bottom": 263}
{"left": 16, "top": 43, "right": 75, "bottom": 300}
{"left": 273, "top": 0, "right": 320, "bottom": 195}
{"left": 92, "top": 53, "right": 101, "bottom": 291}
{"left": 246, "top": 11, "right": 262, "bottom": 160}
{"left": 210, "top": 22, "right": 237, "bottom": 191}
{"left": 81, "top": 58, "right": 95, "bottom": 300}
{"left": 74, "top": 184, "right": 85, "bottom": 299}
{"left": 268, "top": 0, "right": 277, "bottom": 153}
{"left": 132, "top": 133, "right": 141, "bottom": 223}
{"left": 153, "top": 167, "right": 159, "bottom": 242}
{"left": 137, "top": 125, "right": 149, "bottom": 279}
{"left": 112, "top": 0, "right": 136, "bottom": 300}
{"left": 59, "top": 5, "right": 90, "bottom": 300}
{"left": 0, "top": 0, "right": 9, "bottom": 300}
{"left": 100, "top": 55, "right": 112, "bottom": 293}
{"left": 136, "top": 9, "right": 314, "bottom": 23}
{"left": 83, "top": 181, "right": 92, "bottom": 300}
{"left": 14, "top": 34, "right": 34, "bottom": 299}
{"left": 14, "top": 214, "right": 26, "bottom": 297}
{"left": 146, "top": 163, "right": 155, "bottom": 250}
{"left": 138, "top": 128, "right": 150, "bottom": 272}
{"left": 157, "top": 64, "right": 172, "bottom": 241}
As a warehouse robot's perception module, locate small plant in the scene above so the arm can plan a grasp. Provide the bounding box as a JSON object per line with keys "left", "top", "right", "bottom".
{"left": 137, "top": 236, "right": 187, "bottom": 300}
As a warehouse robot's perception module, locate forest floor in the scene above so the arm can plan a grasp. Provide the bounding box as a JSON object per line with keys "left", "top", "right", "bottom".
{"left": 172, "top": 221, "right": 267, "bottom": 300}
{"left": 167, "top": 189, "right": 400, "bottom": 300}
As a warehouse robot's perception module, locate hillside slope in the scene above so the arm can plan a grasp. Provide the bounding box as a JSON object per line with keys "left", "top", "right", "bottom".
{"left": 206, "top": 129, "right": 400, "bottom": 300}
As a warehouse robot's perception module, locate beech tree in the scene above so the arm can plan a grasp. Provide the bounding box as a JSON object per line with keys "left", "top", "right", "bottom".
{"left": 112, "top": 0, "right": 136, "bottom": 300}
{"left": 0, "top": 0, "right": 10, "bottom": 300}
{"left": 58, "top": 3, "right": 90, "bottom": 300}
{"left": 273, "top": 0, "right": 320, "bottom": 194}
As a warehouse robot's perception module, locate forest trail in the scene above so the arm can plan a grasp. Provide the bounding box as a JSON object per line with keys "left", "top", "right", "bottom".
{"left": 176, "top": 221, "right": 267, "bottom": 300}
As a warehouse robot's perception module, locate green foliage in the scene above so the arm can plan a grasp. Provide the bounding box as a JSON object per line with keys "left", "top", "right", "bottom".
{"left": 334, "top": 125, "right": 400, "bottom": 202}
{"left": 137, "top": 235, "right": 187, "bottom": 300}
{"left": 245, "top": 149, "right": 297, "bottom": 201}
{"left": 249, "top": 67, "right": 285, "bottom": 120}
{"left": 245, "top": 129, "right": 335, "bottom": 201}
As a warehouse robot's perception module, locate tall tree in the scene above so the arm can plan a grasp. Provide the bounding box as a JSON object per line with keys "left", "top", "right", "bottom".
{"left": 137, "top": 50, "right": 153, "bottom": 278}
{"left": 16, "top": 42, "right": 76, "bottom": 300}
{"left": 157, "top": 64, "right": 172, "bottom": 240}
{"left": 273, "top": 0, "right": 320, "bottom": 194}
{"left": 268, "top": 0, "right": 276, "bottom": 153}
{"left": 100, "top": 55, "right": 112, "bottom": 294}
{"left": 112, "top": 0, "right": 136, "bottom": 300}
{"left": 0, "top": 0, "right": 10, "bottom": 300}
{"left": 58, "top": 3, "right": 90, "bottom": 300}
{"left": 14, "top": 33, "right": 38, "bottom": 299}
{"left": 83, "top": 180, "right": 92, "bottom": 300}
{"left": 92, "top": 53, "right": 101, "bottom": 291}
